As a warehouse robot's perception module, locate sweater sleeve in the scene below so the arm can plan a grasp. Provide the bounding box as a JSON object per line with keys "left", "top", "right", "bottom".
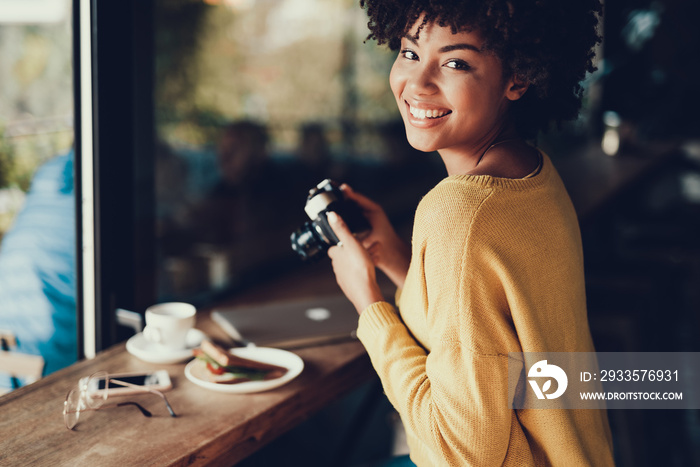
{"left": 358, "top": 303, "right": 522, "bottom": 465}
{"left": 356, "top": 181, "right": 529, "bottom": 466}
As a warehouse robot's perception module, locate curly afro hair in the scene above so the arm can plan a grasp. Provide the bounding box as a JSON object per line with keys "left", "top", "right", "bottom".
{"left": 360, "top": 0, "right": 603, "bottom": 139}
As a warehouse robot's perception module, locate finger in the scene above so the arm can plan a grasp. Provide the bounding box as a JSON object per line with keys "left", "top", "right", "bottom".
{"left": 327, "top": 211, "right": 358, "bottom": 246}
{"left": 340, "top": 184, "right": 379, "bottom": 210}
{"left": 327, "top": 244, "right": 340, "bottom": 260}
{"left": 367, "top": 242, "right": 380, "bottom": 256}
{"left": 367, "top": 242, "right": 381, "bottom": 264}
{"left": 361, "top": 237, "right": 379, "bottom": 250}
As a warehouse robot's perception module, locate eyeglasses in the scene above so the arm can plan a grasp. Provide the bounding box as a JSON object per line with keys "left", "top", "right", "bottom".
{"left": 63, "top": 371, "right": 177, "bottom": 430}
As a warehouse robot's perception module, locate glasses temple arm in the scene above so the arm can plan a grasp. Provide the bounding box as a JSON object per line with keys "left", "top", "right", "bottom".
{"left": 108, "top": 378, "right": 178, "bottom": 417}
{"left": 64, "top": 401, "right": 153, "bottom": 419}
{"left": 116, "top": 401, "right": 152, "bottom": 417}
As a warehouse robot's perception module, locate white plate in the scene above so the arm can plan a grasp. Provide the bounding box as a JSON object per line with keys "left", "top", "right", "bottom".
{"left": 184, "top": 347, "right": 304, "bottom": 393}
{"left": 126, "top": 329, "right": 206, "bottom": 364}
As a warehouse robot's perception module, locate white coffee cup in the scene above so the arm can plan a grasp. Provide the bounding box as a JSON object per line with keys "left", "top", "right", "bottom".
{"left": 142, "top": 302, "right": 196, "bottom": 350}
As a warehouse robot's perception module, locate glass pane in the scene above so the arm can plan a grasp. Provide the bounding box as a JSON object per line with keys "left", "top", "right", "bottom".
{"left": 0, "top": 1, "right": 76, "bottom": 392}
{"left": 153, "top": 0, "right": 445, "bottom": 303}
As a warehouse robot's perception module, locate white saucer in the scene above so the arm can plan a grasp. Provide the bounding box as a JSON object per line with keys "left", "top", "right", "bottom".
{"left": 126, "top": 328, "right": 206, "bottom": 364}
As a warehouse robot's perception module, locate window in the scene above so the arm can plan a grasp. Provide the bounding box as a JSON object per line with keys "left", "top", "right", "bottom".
{"left": 0, "top": 0, "right": 76, "bottom": 390}
{"left": 152, "top": 0, "right": 445, "bottom": 304}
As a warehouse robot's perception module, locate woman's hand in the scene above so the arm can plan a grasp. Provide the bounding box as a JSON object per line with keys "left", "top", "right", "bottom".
{"left": 341, "top": 184, "right": 411, "bottom": 288}
{"left": 327, "top": 211, "right": 384, "bottom": 314}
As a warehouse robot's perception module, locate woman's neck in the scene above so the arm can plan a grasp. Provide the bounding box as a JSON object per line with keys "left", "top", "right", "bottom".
{"left": 438, "top": 125, "right": 520, "bottom": 176}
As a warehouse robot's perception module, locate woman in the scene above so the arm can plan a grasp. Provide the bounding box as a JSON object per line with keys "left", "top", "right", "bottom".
{"left": 327, "top": 1, "right": 614, "bottom": 465}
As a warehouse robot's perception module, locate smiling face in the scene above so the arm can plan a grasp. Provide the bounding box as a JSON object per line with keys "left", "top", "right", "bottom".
{"left": 389, "top": 18, "right": 526, "bottom": 163}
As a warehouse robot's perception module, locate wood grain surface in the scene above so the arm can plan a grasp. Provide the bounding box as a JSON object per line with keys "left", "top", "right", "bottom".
{"left": 0, "top": 331, "right": 372, "bottom": 466}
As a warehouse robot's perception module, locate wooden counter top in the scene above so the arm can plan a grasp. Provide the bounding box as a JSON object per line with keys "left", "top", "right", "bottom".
{"left": 0, "top": 332, "right": 373, "bottom": 466}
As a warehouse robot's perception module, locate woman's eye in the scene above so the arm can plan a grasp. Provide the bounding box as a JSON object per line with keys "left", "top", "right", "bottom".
{"left": 445, "top": 59, "right": 471, "bottom": 71}
{"left": 400, "top": 49, "right": 418, "bottom": 61}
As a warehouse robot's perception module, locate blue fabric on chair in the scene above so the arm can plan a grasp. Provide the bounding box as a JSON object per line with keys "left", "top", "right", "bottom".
{"left": 0, "top": 150, "right": 77, "bottom": 390}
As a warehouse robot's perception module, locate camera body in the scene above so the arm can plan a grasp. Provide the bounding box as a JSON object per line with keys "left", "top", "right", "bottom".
{"left": 290, "top": 179, "right": 370, "bottom": 260}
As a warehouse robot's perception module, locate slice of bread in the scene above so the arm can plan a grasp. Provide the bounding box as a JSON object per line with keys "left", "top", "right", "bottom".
{"left": 200, "top": 340, "right": 288, "bottom": 373}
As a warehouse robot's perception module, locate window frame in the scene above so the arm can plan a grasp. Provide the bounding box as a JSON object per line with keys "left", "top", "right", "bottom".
{"left": 75, "top": 0, "right": 156, "bottom": 358}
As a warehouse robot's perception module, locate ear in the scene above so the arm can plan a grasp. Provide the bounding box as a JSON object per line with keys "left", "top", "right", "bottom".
{"left": 505, "top": 75, "right": 529, "bottom": 101}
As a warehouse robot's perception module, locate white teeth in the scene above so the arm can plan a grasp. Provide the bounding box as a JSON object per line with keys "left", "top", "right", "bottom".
{"left": 409, "top": 105, "right": 449, "bottom": 119}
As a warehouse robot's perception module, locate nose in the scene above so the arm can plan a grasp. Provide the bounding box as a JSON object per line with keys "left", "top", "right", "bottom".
{"left": 407, "top": 63, "right": 438, "bottom": 96}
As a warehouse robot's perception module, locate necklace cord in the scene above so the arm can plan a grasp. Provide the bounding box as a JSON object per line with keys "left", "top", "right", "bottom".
{"left": 476, "top": 137, "right": 521, "bottom": 166}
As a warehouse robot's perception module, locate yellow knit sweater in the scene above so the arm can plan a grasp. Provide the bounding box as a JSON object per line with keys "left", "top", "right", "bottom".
{"left": 357, "top": 153, "right": 614, "bottom": 466}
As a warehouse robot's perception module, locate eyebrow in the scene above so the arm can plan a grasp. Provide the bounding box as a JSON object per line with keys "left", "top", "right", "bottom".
{"left": 404, "top": 34, "right": 482, "bottom": 53}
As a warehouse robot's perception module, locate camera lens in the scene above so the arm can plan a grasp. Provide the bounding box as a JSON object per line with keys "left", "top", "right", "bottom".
{"left": 291, "top": 179, "right": 370, "bottom": 261}
{"left": 290, "top": 222, "right": 328, "bottom": 260}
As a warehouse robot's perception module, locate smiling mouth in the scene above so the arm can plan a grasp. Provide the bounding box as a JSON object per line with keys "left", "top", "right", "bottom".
{"left": 407, "top": 102, "right": 452, "bottom": 120}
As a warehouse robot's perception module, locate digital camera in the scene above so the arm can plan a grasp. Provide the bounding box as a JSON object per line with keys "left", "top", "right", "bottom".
{"left": 290, "top": 179, "right": 371, "bottom": 260}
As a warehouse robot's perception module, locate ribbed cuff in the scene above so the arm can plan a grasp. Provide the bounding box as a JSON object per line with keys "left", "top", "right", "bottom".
{"left": 357, "top": 301, "right": 402, "bottom": 343}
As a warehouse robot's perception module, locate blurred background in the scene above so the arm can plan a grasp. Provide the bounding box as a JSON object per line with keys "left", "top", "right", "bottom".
{"left": 148, "top": 0, "right": 446, "bottom": 302}
{"left": 1, "top": 0, "right": 700, "bottom": 465}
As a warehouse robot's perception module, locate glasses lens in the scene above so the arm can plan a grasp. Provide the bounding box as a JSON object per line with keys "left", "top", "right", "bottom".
{"left": 64, "top": 388, "right": 82, "bottom": 429}
{"left": 84, "top": 371, "right": 109, "bottom": 409}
